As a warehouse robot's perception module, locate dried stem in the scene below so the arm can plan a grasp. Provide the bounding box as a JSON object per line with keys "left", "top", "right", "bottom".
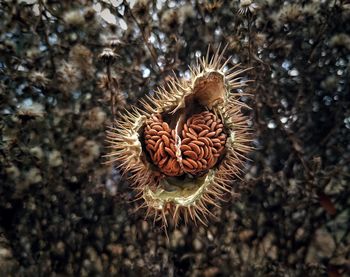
{"left": 106, "top": 62, "right": 116, "bottom": 119}
{"left": 123, "top": 0, "right": 161, "bottom": 72}
{"left": 38, "top": 0, "right": 56, "bottom": 74}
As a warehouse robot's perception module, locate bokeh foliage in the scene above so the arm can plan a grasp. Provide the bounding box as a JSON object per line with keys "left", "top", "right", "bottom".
{"left": 0, "top": 0, "right": 349, "bottom": 276}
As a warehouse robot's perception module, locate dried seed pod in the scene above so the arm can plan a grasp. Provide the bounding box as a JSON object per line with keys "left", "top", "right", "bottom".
{"left": 105, "top": 45, "right": 253, "bottom": 228}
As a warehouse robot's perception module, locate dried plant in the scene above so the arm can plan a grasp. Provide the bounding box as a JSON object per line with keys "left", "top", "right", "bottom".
{"left": 0, "top": 0, "right": 349, "bottom": 276}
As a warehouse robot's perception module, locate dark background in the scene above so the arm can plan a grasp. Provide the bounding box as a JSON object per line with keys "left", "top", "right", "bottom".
{"left": 0, "top": 0, "right": 349, "bottom": 276}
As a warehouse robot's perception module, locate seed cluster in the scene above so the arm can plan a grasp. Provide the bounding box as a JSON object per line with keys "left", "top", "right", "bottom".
{"left": 144, "top": 114, "right": 183, "bottom": 176}
{"left": 144, "top": 111, "right": 226, "bottom": 176}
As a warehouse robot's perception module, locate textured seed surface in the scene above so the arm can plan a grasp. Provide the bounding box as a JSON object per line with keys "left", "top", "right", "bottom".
{"left": 144, "top": 111, "right": 227, "bottom": 176}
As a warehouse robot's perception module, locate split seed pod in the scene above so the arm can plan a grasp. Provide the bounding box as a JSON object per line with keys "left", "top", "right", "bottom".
{"left": 105, "top": 46, "right": 253, "bottom": 227}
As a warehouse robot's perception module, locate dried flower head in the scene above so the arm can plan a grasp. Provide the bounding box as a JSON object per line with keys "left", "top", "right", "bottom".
{"left": 99, "top": 48, "right": 118, "bottom": 64}
{"left": 63, "top": 10, "right": 85, "bottom": 27}
{"left": 98, "top": 74, "right": 126, "bottom": 108}
{"left": 69, "top": 44, "right": 92, "bottom": 67}
{"left": 105, "top": 45, "right": 253, "bottom": 228}
{"left": 132, "top": 0, "right": 151, "bottom": 20}
{"left": 56, "top": 61, "right": 80, "bottom": 93}
{"left": 203, "top": 0, "right": 223, "bottom": 13}
{"left": 329, "top": 33, "right": 350, "bottom": 50}
{"left": 161, "top": 10, "right": 180, "bottom": 32}
{"left": 29, "top": 71, "right": 49, "bottom": 88}
{"left": 277, "top": 3, "right": 304, "bottom": 24}
{"left": 238, "top": 0, "right": 259, "bottom": 15}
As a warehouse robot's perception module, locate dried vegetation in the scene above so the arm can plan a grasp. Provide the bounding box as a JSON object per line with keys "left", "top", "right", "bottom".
{"left": 0, "top": 0, "right": 349, "bottom": 276}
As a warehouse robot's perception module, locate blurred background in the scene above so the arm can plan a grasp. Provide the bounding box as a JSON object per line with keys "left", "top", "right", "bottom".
{"left": 0, "top": 0, "right": 349, "bottom": 276}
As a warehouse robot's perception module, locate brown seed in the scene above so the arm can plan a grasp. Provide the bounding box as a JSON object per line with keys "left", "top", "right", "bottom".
{"left": 180, "top": 144, "right": 192, "bottom": 152}
{"left": 172, "top": 160, "right": 180, "bottom": 171}
{"left": 159, "top": 141, "right": 165, "bottom": 157}
{"left": 192, "top": 140, "right": 205, "bottom": 146}
{"left": 153, "top": 125, "right": 163, "bottom": 131}
{"left": 164, "top": 159, "right": 174, "bottom": 171}
{"left": 207, "top": 156, "right": 215, "bottom": 167}
{"left": 155, "top": 139, "right": 162, "bottom": 150}
{"left": 158, "top": 130, "right": 170, "bottom": 137}
{"left": 151, "top": 115, "right": 159, "bottom": 121}
{"left": 211, "top": 138, "right": 221, "bottom": 144}
{"left": 186, "top": 158, "right": 198, "bottom": 168}
{"left": 207, "top": 119, "right": 213, "bottom": 126}
{"left": 214, "top": 142, "right": 221, "bottom": 148}
{"left": 148, "top": 129, "right": 158, "bottom": 136}
{"left": 188, "top": 142, "right": 201, "bottom": 155}
{"left": 154, "top": 150, "right": 161, "bottom": 163}
{"left": 198, "top": 129, "right": 209, "bottom": 137}
{"left": 170, "top": 143, "right": 177, "bottom": 153}
{"left": 162, "top": 122, "right": 170, "bottom": 132}
{"left": 198, "top": 148, "right": 204, "bottom": 160}
{"left": 181, "top": 138, "right": 191, "bottom": 145}
{"left": 146, "top": 144, "right": 155, "bottom": 152}
{"left": 203, "top": 146, "right": 209, "bottom": 158}
{"left": 183, "top": 150, "right": 198, "bottom": 160}
{"left": 145, "top": 134, "right": 152, "bottom": 139}
{"left": 158, "top": 156, "right": 168, "bottom": 168}
{"left": 182, "top": 159, "right": 194, "bottom": 169}
{"left": 190, "top": 125, "right": 202, "bottom": 132}
{"left": 198, "top": 124, "right": 210, "bottom": 130}
{"left": 198, "top": 137, "right": 209, "bottom": 145}
{"left": 189, "top": 127, "right": 198, "bottom": 136}
{"left": 206, "top": 131, "right": 216, "bottom": 138}
{"left": 165, "top": 147, "right": 175, "bottom": 158}
{"left": 162, "top": 135, "right": 170, "bottom": 146}
{"left": 147, "top": 139, "right": 156, "bottom": 146}
{"left": 207, "top": 137, "right": 213, "bottom": 147}
{"left": 210, "top": 121, "right": 217, "bottom": 131}
{"left": 151, "top": 135, "right": 160, "bottom": 140}
{"left": 183, "top": 124, "right": 189, "bottom": 132}
{"left": 215, "top": 128, "right": 223, "bottom": 136}
{"left": 186, "top": 133, "right": 197, "bottom": 140}
{"left": 192, "top": 119, "right": 205, "bottom": 125}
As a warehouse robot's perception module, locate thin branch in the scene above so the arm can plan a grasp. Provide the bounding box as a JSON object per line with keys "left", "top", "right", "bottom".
{"left": 38, "top": 0, "right": 56, "bottom": 74}
{"left": 123, "top": 0, "right": 161, "bottom": 72}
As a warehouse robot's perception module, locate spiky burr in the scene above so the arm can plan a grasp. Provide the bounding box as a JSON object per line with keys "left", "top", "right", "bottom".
{"left": 105, "top": 45, "right": 253, "bottom": 228}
